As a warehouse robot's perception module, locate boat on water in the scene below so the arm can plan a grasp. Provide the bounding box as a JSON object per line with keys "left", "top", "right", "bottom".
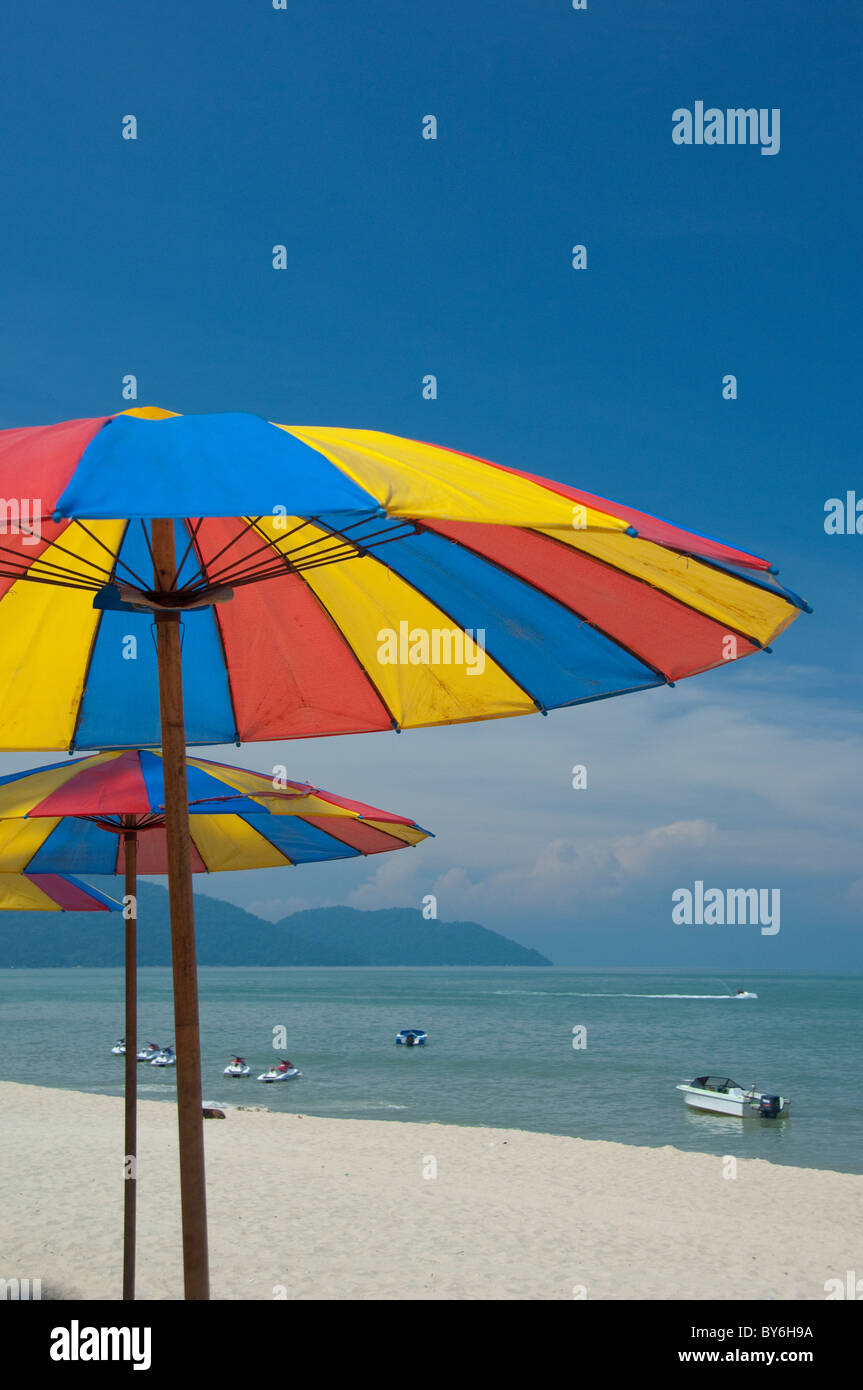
{"left": 223, "top": 1056, "right": 251, "bottom": 1077}
{"left": 136, "top": 1042, "right": 161, "bottom": 1062}
{"left": 257, "top": 1059, "right": 301, "bottom": 1082}
{"left": 395, "top": 1028, "right": 427, "bottom": 1046}
{"left": 150, "top": 1046, "right": 176, "bottom": 1067}
{"left": 734, "top": 990, "right": 758, "bottom": 999}
{"left": 111, "top": 1039, "right": 125, "bottom": 1056}
{"left": 677, "top": 1075, "right": 789, "bottom": 1118}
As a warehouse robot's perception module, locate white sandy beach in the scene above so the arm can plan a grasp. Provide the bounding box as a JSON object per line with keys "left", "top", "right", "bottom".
{"left": 1, "top": 1081, "right": 859, "bottom": 1300}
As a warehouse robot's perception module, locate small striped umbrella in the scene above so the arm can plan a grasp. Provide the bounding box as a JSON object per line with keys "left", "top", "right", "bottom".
{"left": 0, "top": 407, "right": 810, "bottom": 1297}
{"left": 0, "top": 749, "right": 430, "bottom": 872}
{"left": 0, "top": 872, "right": 120, "bottom": 912}
{"left": 0, "top": 748, "right": 430, "bottom": 1298}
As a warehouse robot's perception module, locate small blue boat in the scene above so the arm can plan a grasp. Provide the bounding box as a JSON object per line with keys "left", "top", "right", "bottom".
{"left": 395, "top": 1028, "right": 427, "bottom": 1047}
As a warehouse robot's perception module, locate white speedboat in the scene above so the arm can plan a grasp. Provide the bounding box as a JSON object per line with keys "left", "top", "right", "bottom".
{"left": 112, "top": 1039, "right": 125, "bottom": 1056}
{"left": 151, "top": 1046, "right": 176, "bottom": 1067}
{"left": 257, "top": 1060, "right": 300, "bottom": 1082}
{"left": 677, "top": 1075, "right": 789, "bottom": 1118}
{"left": 223, "top": 1056, "right": 251, "bottom": 1077}
{"left": 734, "top": 990, "right": 758, "bottom": 999}
{"left": 136, "top": 1042, "right": 161, "bottom": 1062}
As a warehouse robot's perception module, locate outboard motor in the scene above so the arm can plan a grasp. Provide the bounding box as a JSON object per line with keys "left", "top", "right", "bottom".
{"left": 759, "top": 1094, "right": 780, "bottom": 1118}
{"left": 405, "top": 1033, "right": 416, "bottom": 1046}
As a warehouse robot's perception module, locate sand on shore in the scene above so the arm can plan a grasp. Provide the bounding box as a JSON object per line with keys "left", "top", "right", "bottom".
{"left": 1, "top": 1080, "right": 859, "bottom": 1300}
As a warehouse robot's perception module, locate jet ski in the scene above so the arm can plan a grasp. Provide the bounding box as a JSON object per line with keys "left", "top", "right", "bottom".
{"left": 257, "top": 1059, "right": 301, "bottom": 1082}
{"left": 395, "top": 1028, "right": 427, "bottom": 1046}
{"left": 150, "top": 1046, "right": 176, "bottom": 1067}
{"left": 136, "top": 1042, "right": 161, "bottom": 1062}
{"left": 112, "top": 1039, "right": 125, "bottom": 1056}
{"left": 734, "top": 990, "right": 758, "bottom": 1000}
{"left": 223, "top": 1056, "right": 251, "bottom": 1077}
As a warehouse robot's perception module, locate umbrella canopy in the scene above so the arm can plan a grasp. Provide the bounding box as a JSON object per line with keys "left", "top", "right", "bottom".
{"left": 0, "top": 406, "right": 810, "bottom": 1300}
{"left": 0, "top": 749, "right": 431, "bottom": 871}
{"left": 0, "top": 871, "right": 120, "bottom": 911}
{"left": 0, "top": 747, "right": 430, "bottom": 1301}
{"left": 0, "top": 407, "right": 809, "bottom": 750}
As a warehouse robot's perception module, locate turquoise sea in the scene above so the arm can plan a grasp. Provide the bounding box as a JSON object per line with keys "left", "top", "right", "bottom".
{"left": 0, "top": 966, "right": 860, "bottom": 1173}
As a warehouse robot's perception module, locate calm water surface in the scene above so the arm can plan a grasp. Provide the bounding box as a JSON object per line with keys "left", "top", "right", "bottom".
{"left": 0, "top": 966, "right": 860, "bottom": 1172}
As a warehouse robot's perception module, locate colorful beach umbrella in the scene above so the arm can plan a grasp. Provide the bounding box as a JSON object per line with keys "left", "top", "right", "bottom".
{"left": 0, "top": 872, "right": 120, "bottom": 911}
{"left": 0, "top": 407, "right": 810, "bottom": 1298}
{"left": 0, "top": 749, "right": 430, "bottom": 872}
{"left": 0, "top": 748, "right": 429, "bottom": 1299}
{"left": 0, "top": 408, "right": 808, "bottom": 749}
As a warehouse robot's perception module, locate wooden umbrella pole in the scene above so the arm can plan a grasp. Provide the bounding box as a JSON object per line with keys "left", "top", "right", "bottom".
{"left": 151, "top": 517, "right": 210, "bottom": 1301}
{"left": 122, "top": 819, "right": 137, "bottom": 1301}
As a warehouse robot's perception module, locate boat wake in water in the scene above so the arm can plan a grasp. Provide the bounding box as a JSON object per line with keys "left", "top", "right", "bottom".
{"left": 490, "top": 991, "right": 755, "bottom": 999}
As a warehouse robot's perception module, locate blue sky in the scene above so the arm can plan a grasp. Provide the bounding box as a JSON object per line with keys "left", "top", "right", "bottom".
{"left": 1, "top": 2, "right": 860, "bottom": 965}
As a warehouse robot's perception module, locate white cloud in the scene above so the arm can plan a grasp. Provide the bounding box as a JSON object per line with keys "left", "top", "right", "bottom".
{"left": 185, "top": 673, "right": 863, "bottom": 943}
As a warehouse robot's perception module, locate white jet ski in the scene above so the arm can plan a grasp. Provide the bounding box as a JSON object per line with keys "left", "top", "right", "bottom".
{"left": 734, "top": 990, "right": 758, "bottom": 1000}
{"left": 112, "top": 1039, "right": 125, "bottom": 1056}
{"left": 136, "top": 1042, "right": 161, "bottom": 1062}
{"left": 150, "top": 1046, "right": 176, "bottom": 1067}
{"left": 257, "top": 1060, "right": 301, "bottom": 1082}
{"left": 223, "top": 1056, "right": 251, "bottom": 1077}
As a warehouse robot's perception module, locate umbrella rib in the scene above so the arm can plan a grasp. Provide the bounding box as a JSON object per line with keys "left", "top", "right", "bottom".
{"left": 197, "top": 526, "right": 422, "bottom": 591}
{"left": 0, "top": 521, "right": 209, "bottom": 591}
{"left": 199, "top": 517, "right": 313, "bottom": 587}
{"left": 285, "top": 520, "right": 413, "bottom": 562}
{"left": 0, "top": 518, "right": 418, "bottom": 592}
{"left": 113, "top": 516, "right": 204, "bottom": 602}
{"left": 0, "top": 567, "right": 102, "bottom": 591}
{"left": 201, "top": 513, "right": 380, "bottom": 586}
{"left": 189, "top": 516, "right": 276, "bottom": 575}
{"left": 172, "top": 518, "right": 207, "bottom": 593}
{"left": 188, "top": 515, "right": 417, "bottom": 592}
{"left": 205, "top": 518, "right": 417, "bottom": 586}
{"left": 309, "top": 515, "right": 420, "bottom": 552}
{"left": 207, "top": 552, "right": 351, "bottom": 588}
{"left": 29, "top": 558, "right": 106, "bottom": 583}
{"left": 188, "top": 515, "right": 295, "bottom": 585}
{"left": 68, "top": 520, "right": 153, "bottom": 591}
{"left": 287, "top": 525, "right": 420, "bottom": 571}
{"left": 77, "top": 810, "right": 166, "bottom": 831}
{"left": 0, "top": 535, "right": 114, "bottom": 585}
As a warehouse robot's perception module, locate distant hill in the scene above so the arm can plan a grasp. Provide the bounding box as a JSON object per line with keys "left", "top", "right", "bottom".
{"left": 0, "top": 882, "right": 551, "bottom": 967}
{"left": 274, "top": 906, "right": 551, "bottom": 966}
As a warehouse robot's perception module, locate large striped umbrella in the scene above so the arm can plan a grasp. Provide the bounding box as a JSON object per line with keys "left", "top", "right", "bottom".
{"left": 0, "top": 407, "right": 809, "bottom": 1297}
{"left": 0, "top": 408, "right": 807, "bottom": 749}
{"left": 0, "top": 748, "right": 429, "bottom": 1298}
